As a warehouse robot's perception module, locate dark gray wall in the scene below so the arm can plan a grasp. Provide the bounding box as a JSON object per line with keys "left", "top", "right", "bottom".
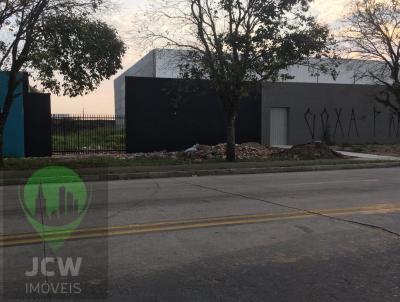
{"left": 24, "top": 92, "right": 52, "bottom": 157}
{"left": 262, "top": 82, "right": 398, "bottom": 145}
{"left": 125, "top": 77, "right": 261, "bottom": 153}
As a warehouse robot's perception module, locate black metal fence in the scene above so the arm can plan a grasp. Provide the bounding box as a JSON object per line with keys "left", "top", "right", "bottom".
{"left": 51, "top": 114, "right": 126, "bottom": 154}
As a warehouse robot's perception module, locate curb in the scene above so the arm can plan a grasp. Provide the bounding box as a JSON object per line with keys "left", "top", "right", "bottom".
{"left": 2, "top": 161, "right": 400, "bottom": 186}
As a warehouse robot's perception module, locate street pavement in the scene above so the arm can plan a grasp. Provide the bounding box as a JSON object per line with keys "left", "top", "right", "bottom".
{"left": 1, "top": 167, "right": 400, "bottom": 301}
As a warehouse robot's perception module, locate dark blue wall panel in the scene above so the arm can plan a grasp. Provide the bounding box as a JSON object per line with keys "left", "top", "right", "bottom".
{"left": 0, "top": 72, "right": 27, "bottom": 157}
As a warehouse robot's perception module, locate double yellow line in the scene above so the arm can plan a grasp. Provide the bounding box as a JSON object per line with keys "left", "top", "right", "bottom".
{"left": 1, "top": 203, "right": 399, "bottom": 248}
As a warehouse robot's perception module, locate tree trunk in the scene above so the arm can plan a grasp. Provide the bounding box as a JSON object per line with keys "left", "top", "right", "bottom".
{"left": 226, "top": 113, "right": 237, "bottom": 162}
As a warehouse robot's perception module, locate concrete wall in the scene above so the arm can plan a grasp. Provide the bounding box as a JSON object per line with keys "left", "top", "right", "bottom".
{"left": 155, "top": 49, "right": 185, "bottom": 78}
{"left": 262, "top": 82, "right": 398, "bottom": 146}
{"left": 283, "top": 62, "right": 375, "bottom": 85}
{"left": 114, "top": 50, "right": 156, "bottom": 116}
{"left": 124, "top": 49, "right": 378, "bottom": 84}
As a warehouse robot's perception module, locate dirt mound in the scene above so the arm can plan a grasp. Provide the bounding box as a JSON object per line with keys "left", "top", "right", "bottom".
{"left": 273, "top": 142, "right": 343, "bottom": 160}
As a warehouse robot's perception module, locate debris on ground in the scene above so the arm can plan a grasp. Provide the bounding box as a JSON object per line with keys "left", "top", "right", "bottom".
{"left": 54, "top": 142, "right": 343, "bottom": 162}
{"left": 123, "top": 142, "right": 343, "bottom": 163}
{"left": 273, "top": 142, "right": 344, "bottom": 160}
{"left": 184, "top": 144, "right": 200, "bottom": 154}
{"left": 183, "top": 142, "right": 278, "bottom": 161}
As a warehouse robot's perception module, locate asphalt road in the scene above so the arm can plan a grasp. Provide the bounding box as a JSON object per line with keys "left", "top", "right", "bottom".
{"left": 2, "top": 167, "right": 400, "bottom": 301}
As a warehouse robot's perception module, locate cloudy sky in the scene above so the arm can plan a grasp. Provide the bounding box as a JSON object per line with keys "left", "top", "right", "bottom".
{"left": 51, "top": 0, "right": 350, "bottom": 115}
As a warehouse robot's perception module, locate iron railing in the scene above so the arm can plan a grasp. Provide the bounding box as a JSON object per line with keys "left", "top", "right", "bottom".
{"left": 51, "top": 114, "right": 126, "bottom": 154}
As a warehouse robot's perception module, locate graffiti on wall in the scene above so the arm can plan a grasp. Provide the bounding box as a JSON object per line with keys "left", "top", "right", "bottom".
{"left": 373, "top": 107, "right": 381, "bottom": 137}
{"left": 372, "top": 107, "right": 400, "bottom": 138}
{"left": 348, "top": 108, "right": 360, "bottom": 137}
{"left": 304, "top": 108, "right": 316, "bottom": 140}
{"left": 304, "top": 107, "right": 400, "bottom": 141}
{"left": 304, "top": 107, "right": 361, "bottom": 140}
{"left": 334, "top": 108, "right": 345, "bottom": 138}
{"left": 388, "top": 111, "right": 400, "bottom": 137}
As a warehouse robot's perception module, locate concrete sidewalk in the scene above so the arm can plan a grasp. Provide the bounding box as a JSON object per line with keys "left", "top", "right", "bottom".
{"left": 275, "top": 145, "right": 400, "bottom": 162}
{"left": 337, "top": 151, "right": 400, "bottom": 161}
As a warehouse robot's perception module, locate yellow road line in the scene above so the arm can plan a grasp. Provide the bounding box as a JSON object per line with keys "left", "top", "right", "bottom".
{"left": 1, "top": 203, "right": 399, "bottom": 248}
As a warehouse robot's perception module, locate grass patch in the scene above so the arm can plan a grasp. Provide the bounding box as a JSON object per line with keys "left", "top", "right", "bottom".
{"left": 52, "top": 126, "right": 125, "bottom": 153}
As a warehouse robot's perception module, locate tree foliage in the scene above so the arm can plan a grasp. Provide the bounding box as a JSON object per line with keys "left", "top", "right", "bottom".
{"left": 342, "top": 0, "right": 400, "bottom": 111}
{"left": 30, "top": 15, "right": 125, "bottom": 97}
{"left": 0, "top": 0, "right": 126, "bottom": 160}
{"left": 141, "top": 0, "right": 335, "bottom": 161}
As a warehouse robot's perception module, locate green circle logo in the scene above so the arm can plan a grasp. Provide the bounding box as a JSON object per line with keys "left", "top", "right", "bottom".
{"left": 20, "top": 166, "right": 89, "bottom": 251}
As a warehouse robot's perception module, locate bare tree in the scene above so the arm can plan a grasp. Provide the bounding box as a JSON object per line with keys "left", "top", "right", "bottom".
{"left": 0, "top": 0, "right": 126, "bottom": 161}
{"left": 342, "top": 0, "right": 400, "bottom": 111}
{"left": 139, "top": 0, "right": 335, "bottom": 161}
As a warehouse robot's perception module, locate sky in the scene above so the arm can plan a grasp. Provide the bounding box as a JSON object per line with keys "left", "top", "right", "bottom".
{"left": 51, "top": 0, "right": 351, "bottom": 115}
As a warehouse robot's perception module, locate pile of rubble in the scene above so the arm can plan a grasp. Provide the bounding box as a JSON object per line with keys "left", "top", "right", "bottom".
{"left": 61, "top": 142, "right": 343, "bottom": 162}
{"left": 122, "top": 150, "right": 180, "bottom": 160}
{"left": 183, "top": 143, "right": 277, "bottom": 161}
{"left": 273, "top": 142, "right": 343, "bottom": 160}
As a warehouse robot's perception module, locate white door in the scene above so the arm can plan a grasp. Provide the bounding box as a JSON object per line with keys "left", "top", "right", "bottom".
{"left": 270, "top": 108, "right": 288, "bottom": 146}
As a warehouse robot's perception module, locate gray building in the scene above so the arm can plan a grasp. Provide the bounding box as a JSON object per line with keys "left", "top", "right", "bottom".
{"left": 262, "top": 82, "right": 395, "bottom": 146}
{"left": 116, "top": 49, "right": 396, "bottom": 147}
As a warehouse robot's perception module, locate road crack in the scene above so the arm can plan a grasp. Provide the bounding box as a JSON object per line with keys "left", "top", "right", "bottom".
{"left": 177, "top": 180, "right": 400, "bottom": 239}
